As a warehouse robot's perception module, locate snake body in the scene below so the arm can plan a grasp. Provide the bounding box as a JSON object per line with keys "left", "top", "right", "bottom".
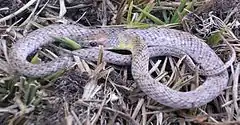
{"left": 129, "top": 34, "right": 228, "bottom": 109}
{"left": 9, "top": 24, "right": 229, "bottom": 109}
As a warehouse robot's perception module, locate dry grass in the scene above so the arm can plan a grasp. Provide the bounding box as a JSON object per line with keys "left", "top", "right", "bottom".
{"left": 0, "top": 0, "right": 239, "bottom": 125}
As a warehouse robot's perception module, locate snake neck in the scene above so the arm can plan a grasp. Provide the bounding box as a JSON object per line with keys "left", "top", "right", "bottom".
{"left": 131, "top": 39, "right": 149, "bottom": 78}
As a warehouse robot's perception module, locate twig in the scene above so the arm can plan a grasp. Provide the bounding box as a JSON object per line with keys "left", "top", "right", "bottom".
{"left": 102, "top": 0, "right": 107, "bottom": 26}
{"left": 90, "top": 96, "right": 107, "bottom": 125}
{"left": 20, "top": 0, "right": 40, "bottom": 27}
{"left": 77, "top": 100, "right": 140, "bottom": 125}
{"left": 0, "top": 0, "right": 37, "bottom": 23}
{"left": 219, "top": 35, "right": 236, "bottom": 72}
{"left": 59, "top": 0, "right": 67, "bottom": 18}
{"left": 131, "top": 98, "right": 144, "bottom": 119}
{"left": 198, "top": 108, "right": 218, "bottom": 123}
{"left": 232, "top": 63, "right": 240, "bottom": 119}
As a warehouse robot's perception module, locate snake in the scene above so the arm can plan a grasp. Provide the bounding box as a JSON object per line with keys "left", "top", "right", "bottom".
{"left": 8, "top": 24, "right": 229, "bottom": 109}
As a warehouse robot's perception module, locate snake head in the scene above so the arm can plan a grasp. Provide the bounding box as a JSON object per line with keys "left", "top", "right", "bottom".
{"left": 80, "top": 33, "right": 109, "bottom": 48}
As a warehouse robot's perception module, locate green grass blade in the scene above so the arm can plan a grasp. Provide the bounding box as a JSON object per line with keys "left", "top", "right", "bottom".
{"left": 170, "top": 0, "right": 187, "bottom": 23}
{"left": 54, "top": 37, "right": 81, "bottom": 50}
{"left": 127, "top": 0, "right": 134, "bottom": 24}
{"left": 207, "top": 31, "right": 223, "bottom": 45}
{"left": 30, "top": 53, "right": 41, "bottom": 64}
{"left": 133, "top": 5, "right": 165, "bottom": 25}
{"left": 162, "top": 10, "right": 169, "bottom": 23}
{"left": 127, "top": 22, "right": 151, "bottom": 28}
{"left": 181, "top": 1, "right": 194, "bottom": 18}
{"left": 24, "top": 83, "right": 38, "bottom": 105}
{"left": 136, "top": 2, "right": 155, "bottom": 22}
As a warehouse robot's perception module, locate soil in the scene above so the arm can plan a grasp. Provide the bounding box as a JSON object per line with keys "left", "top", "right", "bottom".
{"left": 0, "top": 0, "right": 239, "bottom": 125}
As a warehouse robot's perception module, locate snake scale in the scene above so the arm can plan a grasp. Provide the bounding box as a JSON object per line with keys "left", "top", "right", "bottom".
{"left": 9, "top": 24, "right": 229, "bottom": 109}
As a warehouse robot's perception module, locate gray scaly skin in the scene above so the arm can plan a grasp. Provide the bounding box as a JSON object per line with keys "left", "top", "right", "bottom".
{"left": 127, "top": 34, "right": 228, "bottom": 109}
{"left": 9, "top": 24, "right": 229, "bottom": 108}
{"left": 9, "top": 24, "right": 227, "bottom": 77}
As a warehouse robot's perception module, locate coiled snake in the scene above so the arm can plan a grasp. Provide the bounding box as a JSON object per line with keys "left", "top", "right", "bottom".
{"left": 9, "top": 24, "right": 229, "bottom": 109}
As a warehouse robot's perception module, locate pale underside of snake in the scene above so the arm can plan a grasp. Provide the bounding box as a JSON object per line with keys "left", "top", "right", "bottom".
{"left": 8, "top": 24, "right": 229, "bottom": 109}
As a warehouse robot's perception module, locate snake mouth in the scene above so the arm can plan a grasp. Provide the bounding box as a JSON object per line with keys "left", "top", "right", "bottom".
{"left": 105, "top": 49, "right": 132, "bottom": 55}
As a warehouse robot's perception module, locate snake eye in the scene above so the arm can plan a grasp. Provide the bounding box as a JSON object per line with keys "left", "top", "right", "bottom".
{"left": 89, "top": 41, "right": 98, "bottom": 47}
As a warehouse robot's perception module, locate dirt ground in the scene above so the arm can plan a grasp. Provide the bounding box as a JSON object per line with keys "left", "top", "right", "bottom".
{"left": 0, "top": 0, "right": 239, "bottom": 125}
